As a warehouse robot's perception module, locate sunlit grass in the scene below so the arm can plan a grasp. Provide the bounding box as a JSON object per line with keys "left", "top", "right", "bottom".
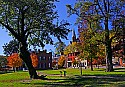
{"left": 0, "top": 68, "right": 125, "bottom": 87}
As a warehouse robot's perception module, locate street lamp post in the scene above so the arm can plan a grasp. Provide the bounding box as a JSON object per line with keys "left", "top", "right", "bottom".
{"left": 79, "top": 59, "right": 82, "bottom": 76}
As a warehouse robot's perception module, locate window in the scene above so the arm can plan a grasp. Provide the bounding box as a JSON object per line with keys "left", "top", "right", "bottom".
{"left": 49, "top": 57, "right": 51, "bottom": 60}
{"left": 49, "top": 63, "right": 51, "bottom": 68}
{"left": 40, "top": 56, "right": 46, "bottom": 60}
{"left": 43, "top": 57, "right": 46, "bottom": 60}
{"left": 39, "top": 57, "right": 41, "bottom": 61}
{"left": 43, "top": 63, "right": 46, "bottom": 68}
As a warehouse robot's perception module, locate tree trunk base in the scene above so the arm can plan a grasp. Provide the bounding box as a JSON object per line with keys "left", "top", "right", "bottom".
{"left": 33, "top": 75, "right": 47, "bottom": 80}
{"left": 106, "top": 65, "right": 114, "bottom": 72}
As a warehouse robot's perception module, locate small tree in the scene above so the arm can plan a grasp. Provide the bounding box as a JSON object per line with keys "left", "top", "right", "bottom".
{"left": 30, "top": 52, "right": 38, "bottom": 68}
{"left": 58, "top": 55, "right": 65, "bottom": 68}
{"left": 7, "top": 53, "right": 22, "bottom": 71}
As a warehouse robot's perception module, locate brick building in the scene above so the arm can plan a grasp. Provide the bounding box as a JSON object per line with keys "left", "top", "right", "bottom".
{"left": 65, "top": 29, "right": 88, "bottom": 68}
{"left": 66, "top": 52, "right": 80, "bottom": 67}
{"left": 36, "top": 50, "right": 52, "bottom": 70}
{"left": 112, "top": 34, "right": 125, "bottom": 66}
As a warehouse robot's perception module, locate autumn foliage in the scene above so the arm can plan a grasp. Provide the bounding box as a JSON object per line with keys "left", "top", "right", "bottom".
{"left": 58, "top": 55, "right": 65, "bottom": 68}
{"left": 7, "top": 53, "right": 22, "bottom": 67}
{"left": 7, "top": 52, "right": 38, "bottom": 68}
{"left": 30, "top": 52, "right": 38, "bottom": 68}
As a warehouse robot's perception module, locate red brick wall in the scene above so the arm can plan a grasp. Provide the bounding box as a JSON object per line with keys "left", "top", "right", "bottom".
{"left": 36, "top": 51, "right": 52, "bottom": 69}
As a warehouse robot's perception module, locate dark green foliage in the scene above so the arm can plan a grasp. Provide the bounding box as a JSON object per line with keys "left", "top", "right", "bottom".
{"left": 3, "top": 39, "right": 19, "bottom": 56}
{"left": 0, "top": 56, "right": 7, "bottom": 68}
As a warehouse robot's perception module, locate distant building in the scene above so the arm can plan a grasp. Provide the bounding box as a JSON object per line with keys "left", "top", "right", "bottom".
{"left": 52, "top": 55, "right": 60, "bottom": 69}
{"left": 36, "top": 50, "right": 52, "bottom": 70}
{"left": 112, "top": 34, "right": 125, "bottom": 66}
{"left": 66, "top": 52, "right": 80, "bottom": 67}
{"left": 64, "top": 29, "right": 88, "bottom": 68}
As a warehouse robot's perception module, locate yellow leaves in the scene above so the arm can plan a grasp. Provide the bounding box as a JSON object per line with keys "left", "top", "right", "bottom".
{"left": 64, "top": 45, "right": 71, "bottom": 55}
{"left": 110, "top": 31, "right": 118, "bottom": 47}
{"left": 109, "top": 31, "right": 115, "bottom": 38}
{"left": 7, "top": 53, "right": 22, "bottom": 67}
{"left": 64, "top": 42, "right": 81, "bottom": 55}
{"left": 82, "top": 1, "right": 93, "bottom": 11}
{"left": 97, "top": 44, "right": 106, "bottom": 58}
{"left": 72, "top": 42, "right": 77, "bottom": 46}
{"left": 58, "top": 55, "right": 65, "bottom": 68}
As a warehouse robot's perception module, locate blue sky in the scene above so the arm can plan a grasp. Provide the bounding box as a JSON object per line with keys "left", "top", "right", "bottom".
{"left": 0, "top": 0, "right": 78, "bottom": 55}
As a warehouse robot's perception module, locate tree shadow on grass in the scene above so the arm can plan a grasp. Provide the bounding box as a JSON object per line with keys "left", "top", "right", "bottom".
{"left": 113, "top": 68, "right": 125, "bottom": 72}
{"left": 22, "top": 75, "right": 125, "bottom": 87}
{"left": 93, "top": 67, "right": 125, "bottom": 72}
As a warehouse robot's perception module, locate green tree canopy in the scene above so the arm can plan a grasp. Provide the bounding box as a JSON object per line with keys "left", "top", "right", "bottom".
{"left": 64, "top": 42, "right": 81, "bottom": 55}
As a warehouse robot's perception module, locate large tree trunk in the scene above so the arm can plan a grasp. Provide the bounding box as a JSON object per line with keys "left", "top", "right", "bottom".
{"left": 105, "top": 16, "right": 113, "bottom": 72}
{"left": 105, "top": 41, "right": 113, "bottom": 72}
{"left": 19, "top": 45, "right": 38, "bottom": 79}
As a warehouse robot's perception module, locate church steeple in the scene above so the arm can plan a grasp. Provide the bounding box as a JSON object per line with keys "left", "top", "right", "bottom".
{"left": 72, "top": 29, "right": 76, "bottom": 42}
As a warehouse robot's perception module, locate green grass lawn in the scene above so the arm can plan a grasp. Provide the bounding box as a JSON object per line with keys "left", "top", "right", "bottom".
{"left": 0, "top": 68, "right": 125, "bottom": 87}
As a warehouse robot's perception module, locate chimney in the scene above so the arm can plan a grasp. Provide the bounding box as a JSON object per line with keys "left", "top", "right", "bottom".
{"left": 44, "top": 49, "right": 47, "bottom": 53}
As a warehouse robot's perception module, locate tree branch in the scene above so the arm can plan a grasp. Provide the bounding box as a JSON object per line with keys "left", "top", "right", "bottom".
{"left": 17, "top": 8, "right": 21, "bottom": 37}
{"left": 0, "top": 21, "right": 20, "bottom": 41}
{"left": 96, "top": 0, "right": 106, "bottom": 17}
{"left": 103, "top": 0, "right": 108, "bottom": 13}
{"left": 21, "top": 9, "right": 25, "bottom": 37}
{"left": 25, "top": 32, "right": 31, "bottom": 40}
